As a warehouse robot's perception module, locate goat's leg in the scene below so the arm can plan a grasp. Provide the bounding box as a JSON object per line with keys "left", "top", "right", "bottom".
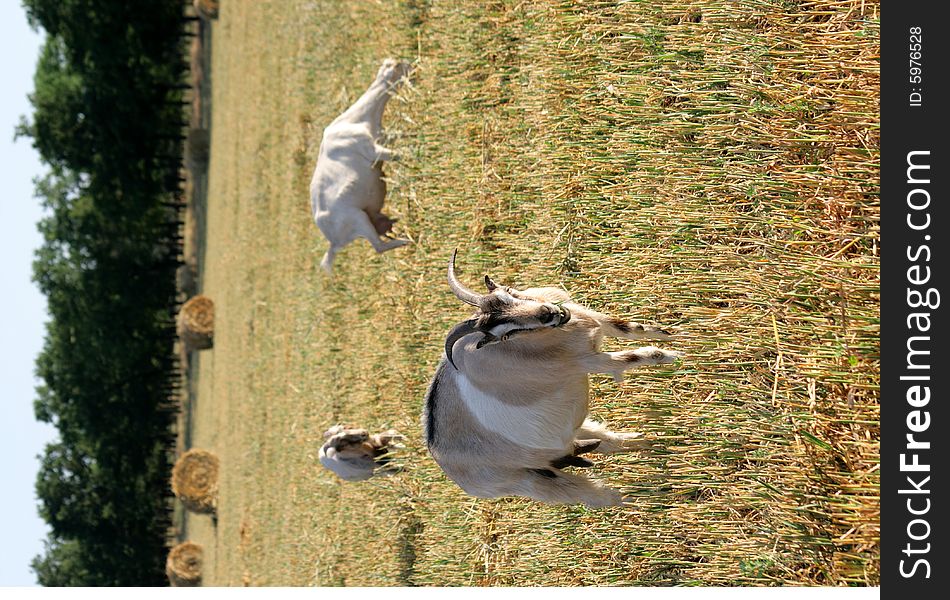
{"left": 581, "top": 347, "right": 682, "bottom": 382}
{"left": 549, "top": 439, "right": 601, "bottom": 469}
{"left": 373, "top": 143, "right": 396, "bottom": 162}
{"left": 349, "top": 209, "right": 409, "bottom": 253}
{"left": 575, "top": 419, "right": 651, "bottom": 453}
{"left": 511, "top": 468, "right": 623, "bottom": 507}
{"left": 350, "top": 135, "right": 396, "bottom": 165}
{"left": 583, "top": 309, "right": 676, "bottom": 341}
{"left": 355, "top": 138, "right": 396, "bottom": 164}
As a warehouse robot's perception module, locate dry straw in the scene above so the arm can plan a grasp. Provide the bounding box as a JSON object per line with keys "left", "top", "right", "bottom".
{"left": 376, "top": 0, "right": 879, "bottom": 586}
{"left": 178, "top": 294, "right": 214, "bottom": 350}
{"left": 166, "top": 541, "right": 203, "bottom": 587}
{"left": 171, "top": 449, "right": 219, "bottom": 514}
{"left": 189, "top": 0, "right": 879, "bottom": 587}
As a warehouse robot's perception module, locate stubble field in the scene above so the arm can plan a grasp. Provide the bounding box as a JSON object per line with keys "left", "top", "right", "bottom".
{"left": 179, "top": 0, "right": 880, "bottom": 586}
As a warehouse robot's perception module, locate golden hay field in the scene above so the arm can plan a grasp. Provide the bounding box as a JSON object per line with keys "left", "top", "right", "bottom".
{"left": 179, "top": 0, "right": 879, "bottom": 586}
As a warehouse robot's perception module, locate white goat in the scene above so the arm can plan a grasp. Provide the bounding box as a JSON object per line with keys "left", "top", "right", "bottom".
{"left": 319, "top": 425, "right": 402, "bottom": 482}
{"left": 310, "top": 59, "right": 412, "bottom": 273}
{"left": 421, "top": 251, "right": 683, "bottom": 507}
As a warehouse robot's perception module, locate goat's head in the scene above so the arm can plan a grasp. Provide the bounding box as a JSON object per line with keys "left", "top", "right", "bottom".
{"left": 444, "top": 250, "right": 571, "bottom": 369}
{"left": 319, "top": 426, "right": 378, "bottom": 481}
{"left": 376, "top": 58, "right": 412, "bottom": 87}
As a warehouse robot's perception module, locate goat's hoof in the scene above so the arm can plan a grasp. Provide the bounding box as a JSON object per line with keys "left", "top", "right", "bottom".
{"left": 646, "top": 326, "right": 678, "bottom": 340}
{"left": 618, "top": 433, "right": 654, "bottom": 452}
{"left": 585, "top": 488, "right": 624, "bottom": 508}
{"left": 641, "top": 347, "right": 683, "bottom": 364}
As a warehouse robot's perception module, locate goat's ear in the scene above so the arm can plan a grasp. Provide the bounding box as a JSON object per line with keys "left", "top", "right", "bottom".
{"left": 323, "top": 425, "right": 344, "bottom": 440}
{"left": 484, "top": 275, "right": 498, "bottom": 292}
{"left": 475, "top": 333, "right": 499, "bottom": 349}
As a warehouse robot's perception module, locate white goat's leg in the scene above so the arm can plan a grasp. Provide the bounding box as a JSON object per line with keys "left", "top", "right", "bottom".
{"left": 320, "top": 245, "right": 340, "bottom": 274}
{"left": 512, "top": 468, "right": 623, "bottom": 507}
{"left": 373, "top": 143, "right": 396, "bottom": 162}
{"left": 575, "top": 419, "right": 651, "bottom": 453}
{"left": 353, "top": 137, "right": 396, "bottom": 164}
{"left": 350, "top": 210, "right": 409, "bottom": 253}
{"left": 584, "top": 309, "right": 676, "bottom": 341}
{"left": 581, "top": 347, "right": 682, "bottom": 382}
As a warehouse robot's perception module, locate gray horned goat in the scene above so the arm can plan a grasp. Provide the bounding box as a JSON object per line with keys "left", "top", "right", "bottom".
{"left": 422, "top": 251, "right": 683, "bottom": 507}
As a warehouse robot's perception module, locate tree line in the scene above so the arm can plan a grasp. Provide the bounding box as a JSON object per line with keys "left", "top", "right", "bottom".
{"left": 18, "top": 0, "right": 195, "bottom": 586}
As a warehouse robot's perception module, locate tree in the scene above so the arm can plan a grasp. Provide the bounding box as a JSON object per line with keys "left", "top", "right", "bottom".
{"left": 31, "top": 538, "right": 92, "bottom": 587}
{"left": 21, "top": 0, "right": 189, "bottom": 586}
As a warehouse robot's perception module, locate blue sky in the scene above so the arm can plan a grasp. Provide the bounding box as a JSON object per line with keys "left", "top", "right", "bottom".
{"left": 0, "top": 1, "right": 57, "bottom": 587}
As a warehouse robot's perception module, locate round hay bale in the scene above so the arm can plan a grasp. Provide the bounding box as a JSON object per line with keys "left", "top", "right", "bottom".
{"left": 166, "top": 541, "right": 203, "bottom": 586}
{"left": 193, "top": 0, "right": 219, "bottom": 20}
{"left": 171, "top": 449, "right": 219, "bottom": 514}
{"left": 178, "top": 295, "right": 214, "bottom": 351}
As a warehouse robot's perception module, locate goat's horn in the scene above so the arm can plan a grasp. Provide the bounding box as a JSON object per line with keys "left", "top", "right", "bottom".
{"left": 448, "top": 249, "right": 484, "bottom": 307}
{"left": 444, "top": 318, "right": 480, "bottom": 370}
